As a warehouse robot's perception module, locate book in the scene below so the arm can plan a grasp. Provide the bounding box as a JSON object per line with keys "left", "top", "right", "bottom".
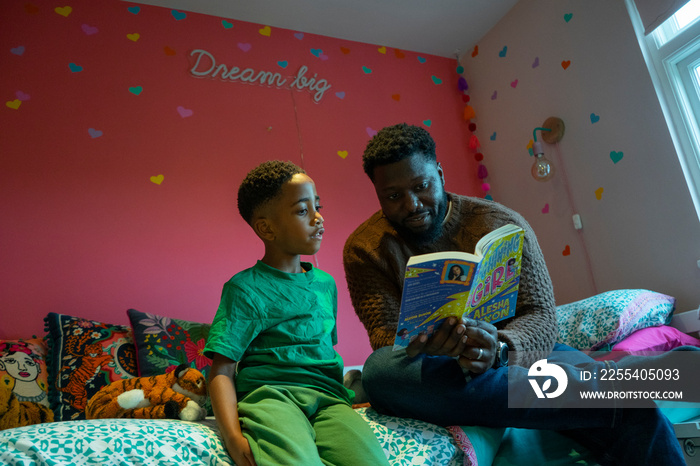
{"left": 393, "top": 224, "right": 524, "bottom": 350}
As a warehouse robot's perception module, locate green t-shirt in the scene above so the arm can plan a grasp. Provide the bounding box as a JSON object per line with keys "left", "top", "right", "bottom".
{"left": 204, "top": 260, "right": 352, "bottom": 403}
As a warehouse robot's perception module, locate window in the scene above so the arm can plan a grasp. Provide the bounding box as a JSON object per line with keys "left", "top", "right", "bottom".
{"left": 626, "top": 0, "right": 700, "bottom": 221}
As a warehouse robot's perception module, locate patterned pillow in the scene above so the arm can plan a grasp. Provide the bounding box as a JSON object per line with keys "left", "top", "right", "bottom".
{"left": 0, "top": 338, "right": 50, "bottom": 408}
{"left": 127, "top": 309, "right": 213, "bottom": 414}
{"left": 44, "top": 313, "right": 137, "bottom": 421}
{"left": 556, "top": 290, "right": 675, "bottom": 350}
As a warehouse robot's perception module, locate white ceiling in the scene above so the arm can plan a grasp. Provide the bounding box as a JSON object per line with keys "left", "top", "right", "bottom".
{"left": 125, "top": 0, "right": 519, "bottom": 58}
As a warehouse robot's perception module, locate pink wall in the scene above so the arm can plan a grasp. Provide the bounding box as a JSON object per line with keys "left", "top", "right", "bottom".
{"left": 1, "top": 0, "right": 478, "bottom": 365}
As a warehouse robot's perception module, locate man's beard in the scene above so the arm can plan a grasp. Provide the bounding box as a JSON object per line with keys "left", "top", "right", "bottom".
{"left": 389, "top": 192, "right": 449, "bottom": 246}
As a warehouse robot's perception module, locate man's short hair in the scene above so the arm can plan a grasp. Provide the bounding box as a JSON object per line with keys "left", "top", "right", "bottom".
{"left": 237, "top": 160, "right": 305, "bottom": 224}
{"left": 362, "top": 123, "right": 437, "bottom": 180}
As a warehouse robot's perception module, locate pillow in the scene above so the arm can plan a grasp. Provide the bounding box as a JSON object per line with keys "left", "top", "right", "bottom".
{"left": 0, "top": 338, "right": 50, "bottom": 408}
{"left": 44, "top": 313, "right": 137, "bottom": 421}
{"left": 612, "top": 325, "right": 700, "bottom": 353}
{"left": 127, "top": 309, "right": 213, "bottom": 414}
{"left": 556, "top": 289, "right": 675, "bottom": 351}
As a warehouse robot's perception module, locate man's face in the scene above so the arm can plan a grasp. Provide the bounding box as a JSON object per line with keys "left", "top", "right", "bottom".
{"left": 372, "top": 153, "right": 448, "bottom": 245}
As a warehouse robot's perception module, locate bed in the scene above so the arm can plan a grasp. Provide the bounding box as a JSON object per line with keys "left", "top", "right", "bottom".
{"left": 1, "top": 289, "right": 699, "bottom": 465}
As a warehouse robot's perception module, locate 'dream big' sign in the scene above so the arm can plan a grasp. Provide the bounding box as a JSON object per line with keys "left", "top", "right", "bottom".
{"left": 188, "top": 49, "right": 332, "bottom": 102}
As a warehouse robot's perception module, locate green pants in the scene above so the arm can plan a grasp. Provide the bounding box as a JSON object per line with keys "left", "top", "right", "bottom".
{"left": 237, "top": 385, "right": 389, "bottom": 466}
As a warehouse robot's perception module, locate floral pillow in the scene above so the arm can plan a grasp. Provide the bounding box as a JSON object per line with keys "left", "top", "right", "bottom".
{"left": 127, "top": 309, "right": 213, "bottom": 414}
{"left": 0, "top": 338, "right": 50, "bottom": 408}
{"left": 556, "top": 289, "right": 676, "bottom": 351}
{"left": 44, "top": 313, "right": 137, "bottom": 421}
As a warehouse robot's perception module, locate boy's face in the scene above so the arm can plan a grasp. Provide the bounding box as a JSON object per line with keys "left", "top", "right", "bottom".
{"left": 264, "top": 173, "right": 324, "bottom": 256}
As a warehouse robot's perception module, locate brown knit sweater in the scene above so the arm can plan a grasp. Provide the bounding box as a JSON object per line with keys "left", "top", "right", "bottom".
{"left": 343, "top": 193, "right": 557, "bottom": 367}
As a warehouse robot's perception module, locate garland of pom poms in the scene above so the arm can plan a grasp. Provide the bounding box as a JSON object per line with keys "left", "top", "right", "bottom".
{"left": 456, "top": 64, "right": 492, "bottom": 201}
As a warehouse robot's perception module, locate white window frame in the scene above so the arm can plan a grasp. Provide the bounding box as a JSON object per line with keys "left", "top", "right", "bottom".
{"left": 625, "top": 0, "right": 700, "bottom": 222}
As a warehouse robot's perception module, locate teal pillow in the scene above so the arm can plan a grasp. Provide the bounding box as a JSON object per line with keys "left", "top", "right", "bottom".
{"left": 556, "top": 290, "right": 675, "bottom": 350}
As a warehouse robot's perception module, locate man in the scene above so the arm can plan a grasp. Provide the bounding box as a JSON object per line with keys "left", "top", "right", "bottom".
{"left": 343, "top": 123, "right": 686, "bottom": 465}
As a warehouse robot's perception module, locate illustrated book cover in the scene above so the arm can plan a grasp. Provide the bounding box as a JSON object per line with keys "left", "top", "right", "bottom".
{"left": 393, "top": 224, "right": 524, "bottom": 350}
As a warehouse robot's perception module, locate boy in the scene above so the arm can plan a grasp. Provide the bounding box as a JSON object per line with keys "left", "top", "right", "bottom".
{"left": 204, "top": 161, "right": 388, "bottom": 466}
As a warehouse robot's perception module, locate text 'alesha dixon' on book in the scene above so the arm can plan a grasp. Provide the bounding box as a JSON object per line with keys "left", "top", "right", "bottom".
{"left": 393, "top": 224, "right": 524, "bottom": 350}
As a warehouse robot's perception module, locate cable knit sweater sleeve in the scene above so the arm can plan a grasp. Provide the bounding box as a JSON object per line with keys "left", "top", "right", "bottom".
{"left": 343, "top": 194, "right": 557, "bottom": 367}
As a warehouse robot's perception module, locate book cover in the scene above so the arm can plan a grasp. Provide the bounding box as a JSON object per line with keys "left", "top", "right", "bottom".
{"left": 393, "top": 224, "right": 524, "bottom": 350}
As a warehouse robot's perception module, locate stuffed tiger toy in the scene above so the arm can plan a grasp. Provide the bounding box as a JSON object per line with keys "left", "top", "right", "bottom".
{"left": 85, "top": 364, "right": 207, "bottom": 421}
{"left": 0, "top": 375, "right": 54, "bottom": 431}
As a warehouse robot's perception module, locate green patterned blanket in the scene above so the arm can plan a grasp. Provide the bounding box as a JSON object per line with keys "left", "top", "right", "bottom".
{"left": 0, "top": 409, "right": 470, "bottom": 466}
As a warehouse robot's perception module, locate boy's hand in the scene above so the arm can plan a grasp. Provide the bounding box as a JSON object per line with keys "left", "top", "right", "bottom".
{"left": 224, "top": 434, "right": 257, "bottom": 466}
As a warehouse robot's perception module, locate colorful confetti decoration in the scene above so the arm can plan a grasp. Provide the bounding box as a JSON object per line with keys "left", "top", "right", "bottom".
{"left": 337, "top": 150, "right": 348, "bottom": 159}
{"left": 171, "top": 10, "right": 186, "bottom": 20}
{"left": 259, "top": 26, "right": 271, "bottom": 36}
{"left": 498, "top": 46, "right": 507, "bottom": 57}
{"left": 471, "top": 45, "right": 479, "bottom": 58}
{"left": 590, "top": 113, "right": 600, "bottom": 123}
{"left": 127, "top": 33, "right": 140, "bottom": 42}
{"left": 222, "top": 20, "right": 233, "bottom": 29}
{"left": 542, "top": 203, "right": 549, "bottom": 214}
{"left": 362, "top": 66, "right": 372, "bottom": 74}
{"left": 238, "top": 43, "right": 252, "bottom": 52}
{"left": 277, "top": 60, "right": 288, "bottom": 68}
{"left": 150, "top": 174, "right": 164, "bottom": 185}
{"left": 377, "top": 46, "right": 386, "bottom": 54}
{"left": 595, "top": 187, "right": 604, "bottom": 200}
{"left": 431, "top": 76, "right": 443, "bottom": 85}
{"left": 562, "top": 245, "right": 571, "bottom": 256}
{"left": 564, "top": 13, "right": 573, "bottom": 22}
{"left": 335, "top": 91, "right": 345, "bottom": 99}
{"left": 69, "top": 63, "right": 83, "bottom": 72}
{"left": 6, "top": 100, "right": 21, "bottom": 109}
{"left": 532, "top": 57, "right": 540, "bottom": 68}
{"left": 561, "top": 60, "right": 571, "bottom": 70}
{"left": 11, "top": 46, "right": 25, "bottom": 56}
{"left": 88, "top": 128, "right": 103, "bottom": 138}
{"left": 128, "top": 86, "right": 143, "bottom": 95}
{"left": 82, "top": 24, "right": 98, "bottom": 35}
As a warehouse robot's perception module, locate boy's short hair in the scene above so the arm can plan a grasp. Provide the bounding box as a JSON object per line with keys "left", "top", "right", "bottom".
{"left": 362, "top": 123, "right": 437, "bottom": 181}
{"left": 237, "top": 160, "right": 306, "bottom": 224}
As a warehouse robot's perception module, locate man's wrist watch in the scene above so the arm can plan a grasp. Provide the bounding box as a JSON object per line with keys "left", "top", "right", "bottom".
{"left": 494, "top": 340, "right": 509, "bottom": 368}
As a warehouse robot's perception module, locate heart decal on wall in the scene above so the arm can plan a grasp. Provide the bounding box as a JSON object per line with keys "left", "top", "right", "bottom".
{"left": 337, "top": 150, "right": 348, "bottom": 159}
{"left": 177, "top": 106, "right": 193, "bottom": 118}
{"left": 6, "top": 99, "right": 21, "bottom": 110}
{"left": 610, "top": 151, "right": 624, "bottom": 164}
{"left": 82, "top": 24, "right": 98, "bottom": 35}
{"left": 129, "top": 86, "right": 143, "bottom": 95}
{"left": 150, "top": 174, "right": 164, "bottom": 185}
{"left": 55, "top": 6, "right": 72, "bottom": 17}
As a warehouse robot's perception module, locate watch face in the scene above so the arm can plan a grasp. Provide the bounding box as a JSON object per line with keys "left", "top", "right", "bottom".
{"left": 499, "top": 342, "right": 509, "bottom": 366}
